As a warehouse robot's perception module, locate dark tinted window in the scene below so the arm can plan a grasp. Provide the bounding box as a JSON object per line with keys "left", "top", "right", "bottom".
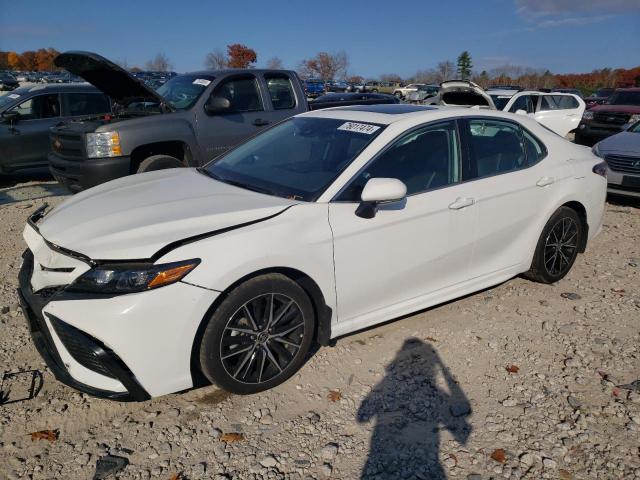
{"left": 64, "top": 93, "right": 111, "bottom": 116}
{"left": 508, "top": 95, "right": 528, "bottom": 113}
{"left": 265, "top": 75, "right": 296, "bottom": 110}
{"left": 10, "top": 94, "right": 60, "bottom": 120}
{"left": 337, "top": 121, "right": 460, "bottom": 201}
{"left": 522, "top": 129, "right": 546, "bottom": 165}
{"left": 213, "top": 77, "right": 263, "bottom": 113}
{"left": 540, "top": 95, "right": 579, "bottom": 111}
{"left": 466, "top": 119, "right": 525, "bottom": 178}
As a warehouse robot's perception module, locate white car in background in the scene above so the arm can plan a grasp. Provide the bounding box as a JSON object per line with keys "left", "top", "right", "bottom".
{"left": 488, "top": 90, "right": 586, "bottom": 138}
{"left": 392, "top": 83, "right": 425, "bottom": 99}
{"left": 19, "top": 104, "right": 606, "bottom": 400}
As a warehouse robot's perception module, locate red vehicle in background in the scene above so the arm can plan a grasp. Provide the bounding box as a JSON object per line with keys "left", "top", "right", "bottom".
{"left": 575, "top": 88, "right": 640, "bottom": 146}
{"left": 585, "top": 88, "right": 615, "bottom": 109}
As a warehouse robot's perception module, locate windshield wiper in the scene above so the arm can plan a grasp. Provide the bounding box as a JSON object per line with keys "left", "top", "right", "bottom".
{"left": 197, "top": 168, "right": 277, "bottom": 196}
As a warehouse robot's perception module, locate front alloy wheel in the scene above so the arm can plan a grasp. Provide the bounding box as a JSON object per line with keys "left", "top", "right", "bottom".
{"left": 199, "top": 274, "right": 315, "bottom": 394}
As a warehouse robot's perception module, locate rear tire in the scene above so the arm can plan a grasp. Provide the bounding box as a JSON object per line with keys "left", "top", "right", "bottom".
{"left": 524, "top": 207, "right": 583, "bottom": 284}
{"left": 137, "top": 154, "right": 183, "bottom": 173}
{"left": 199, "top": 274, "right": 315, "bottom": 394}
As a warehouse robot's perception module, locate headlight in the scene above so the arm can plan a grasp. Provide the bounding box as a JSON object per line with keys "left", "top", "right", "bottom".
{"left": 582, "top": 111, "right": 594, "bottom": 121}
{"left": 67, "top": 259, "right": 200, "bottom": 294}
{"left": 86, "top": 131, "right": 121, "bottom": 159}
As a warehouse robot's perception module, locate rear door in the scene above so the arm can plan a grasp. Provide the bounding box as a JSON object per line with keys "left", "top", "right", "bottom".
{"left": 195, "top": 74, "right": 271, "bottom": 162}
{"left": 260, "top": 73, "right": 304, "bottom": 124}
{"left": 534, "top": 94, "right": 581, "bottom": 137}
{"left": 2, "top": 92, "right": 62, "bottom": 169}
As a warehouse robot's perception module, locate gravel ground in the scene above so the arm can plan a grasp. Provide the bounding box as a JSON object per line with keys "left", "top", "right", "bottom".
{"left": 0, "top": 177, "right": 638, "bottom": 480}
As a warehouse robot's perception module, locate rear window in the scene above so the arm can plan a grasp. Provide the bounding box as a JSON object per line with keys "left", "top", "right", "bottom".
{"left": 265, "top": 75, "right": 296, "bottom": 110}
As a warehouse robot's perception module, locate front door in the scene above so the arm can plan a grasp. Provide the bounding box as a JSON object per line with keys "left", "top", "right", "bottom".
{"left": 2, "top": 93, "right": 61, "bottom": 170}
{"left": 329, "top": 120, "right": 477, "bottom": 328}
{"left": 195, "top": 75, "right": 272, "bottom": 163}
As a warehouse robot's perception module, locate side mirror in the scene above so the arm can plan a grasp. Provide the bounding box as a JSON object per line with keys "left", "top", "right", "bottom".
{"left": 2, "top": 111, "right": 20, "bottom": 125}
{"left": 205, "top": 96, "right": 231, "bottom": 115}
{"left": 356, "top": 178, "right": 407, "bottom": 219}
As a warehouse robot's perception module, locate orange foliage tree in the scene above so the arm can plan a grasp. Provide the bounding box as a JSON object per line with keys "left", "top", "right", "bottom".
{"left": 226, "top": 44, "right": 257, "bottom": 69}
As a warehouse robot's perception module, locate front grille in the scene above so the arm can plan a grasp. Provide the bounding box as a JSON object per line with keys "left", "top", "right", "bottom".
{"left": 50, "top": 133, "right": 84, "bottom": 160}
{"left": 605, "top": 154, "right": 640, "bottom": 174}
{"left": 49, "top": 317, "right": 116, "bottom": 379}
{"left": 593, "top": 112, "right": 631, "bottom": 125}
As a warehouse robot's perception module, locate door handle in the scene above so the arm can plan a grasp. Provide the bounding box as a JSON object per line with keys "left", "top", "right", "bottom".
{"left": 448, "top": 197, "right": 475, "bottom": 210}
{"left": 253, "top": 118, "right": 270, "bottom": 127}
{"left": 536, "top": 176, "right": 555, "bottom": 187}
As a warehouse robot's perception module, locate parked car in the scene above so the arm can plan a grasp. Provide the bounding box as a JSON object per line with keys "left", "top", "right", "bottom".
{"left": 392, "top": 83, "right": 425, "bottom": 99}
{"left": 324, "top": 80, "right": 350, "bottom": 93}
{"left": 575, "top": 88, "right": 640, "bottom": 146}
{"left": 0, "top": 72, "right": 20, "bottom": 91}
{"left": 19, "top": 104, "right": 606, "bottom": 399}
{"left": 487, "top": 90, "right": 585, "bottom": 138}
{"left": 585, "top": 88, "right": 615, "bottom": 109}
{"left": 48, "top": 52, "right": 397, "bottom": 192}
{"left": 0, "top": 84, "right": 111, "bottom": 174}
{"left": 405, "top": 84, "right": 440, "bottom": 103}
{"left": 303, "top": 79, "right": 325, "bottom": 98}
{"left": 592, "top": 120, "right": 640, "bottom": 198}
{"left": 552, "top": 88, "right": 583, "bottom": 98}
{"left": 309, "top": 92, "right": 400, "bottom": 109}
{"left": 424, "top": 81, "right": 496, "bottom": 109}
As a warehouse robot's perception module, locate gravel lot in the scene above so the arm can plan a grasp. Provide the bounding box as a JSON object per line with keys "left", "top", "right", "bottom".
{"left": 0, "top": 176, "right": 638, "bottom": 480}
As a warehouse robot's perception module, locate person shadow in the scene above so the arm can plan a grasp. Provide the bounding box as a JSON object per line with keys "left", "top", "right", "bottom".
{"left": 357, "top": 337, "right": 472, "bottom": 479}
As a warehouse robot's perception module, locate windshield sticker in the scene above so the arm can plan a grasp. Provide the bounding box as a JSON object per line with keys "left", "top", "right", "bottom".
{"left": 193, "top": 78, "right": 211, "bottom": 86}
{"left": 337, "top": 122, "right": 381, "bottom": 135}
{"left": 8, "top": 94, "right": 20, "bottom": 99}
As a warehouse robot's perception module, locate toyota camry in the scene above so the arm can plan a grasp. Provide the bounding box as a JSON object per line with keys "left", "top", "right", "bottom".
{"left": 18, "top": 104, "right": 606, "bottom": 400}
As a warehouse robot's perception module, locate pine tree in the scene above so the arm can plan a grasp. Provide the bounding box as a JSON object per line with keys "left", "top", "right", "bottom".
{"left": 457, "top": 51, "right": 473, "bottom": 81}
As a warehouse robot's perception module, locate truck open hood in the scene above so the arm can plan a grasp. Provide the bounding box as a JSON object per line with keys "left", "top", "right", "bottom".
{"left": 425, "top": 81, "right": 496, "bottom": 109}
{"left": 36, "top": 169, "right": 298, "bottom": 261}
{"left": 55, "top": 51, "right": 170, "bottom": 108}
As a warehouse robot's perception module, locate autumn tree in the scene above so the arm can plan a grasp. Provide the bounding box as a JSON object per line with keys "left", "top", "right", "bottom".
{"left": 347, "top": 75, "right": 364, "bottom": 84}
{"left": 298, "top": 51, "right": 348, "bottom": 81}
{"left": 456, "top": 51, "right": 473, "bottom": 80}
{"left": 145, "top": 53, "right": 173, "bottom": 72}
{"left": 7, "top": 51, "right": 23, "bottom": 70}
{"left": 226, "top": 44, "right": 257, "bottom": 69}
{"left": 265, "top": 56, "right": 283, "bottom": 69}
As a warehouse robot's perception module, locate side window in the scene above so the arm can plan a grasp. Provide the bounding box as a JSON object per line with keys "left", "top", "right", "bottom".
{"left": 265, "top": 75, "right": 296, "bottom": 110}
{"left": 64, "top": 93, "right": 111, "bottom": 116}
{"left": 337, "top": 121, "right": 460, "bottom": 202}
{"left": 539, "top": 95, "right": 561, "bottom": 111}
{"left": 554, "top": 95, "right": 579, "bottom": 109}
{"left": 508, "top": 95, "right": 528, "bottom": 113}
{"left": 522, "top": 129, "right": 546, "bottom": 165}
{"left": 213, "top": 77, "right": 264, "bottom": 113}
{"left": 10, "top": 94, "right": 60, "bottom": 120}
{"left": 466, "top": 119, "right": 525, "bottom": 179}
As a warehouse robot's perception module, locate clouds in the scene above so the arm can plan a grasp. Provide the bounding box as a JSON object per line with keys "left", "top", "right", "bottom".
{"left": 516, "top": 0, "right": 640, "bottom": 16}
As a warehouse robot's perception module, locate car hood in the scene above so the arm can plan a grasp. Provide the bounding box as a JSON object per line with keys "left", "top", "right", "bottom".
{"left": 55, "top": 51, "right": 170, "bottom": 108}
{"left": 596, "top": 132, "right": 640, "bottom": 155}
{"left": 37, "top": 169, "right": 298, "bottom": 261}
{"left": 425, "top": 81, "right": 496, "bottom": 109}
{"left": 589, "top": 104, "right": 640, "bottom": 114}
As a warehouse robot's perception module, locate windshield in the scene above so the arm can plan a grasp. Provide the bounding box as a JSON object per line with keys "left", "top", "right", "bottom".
{"left": 489, "top": 95, "right": 510, "bottom": 110}
{"left": 607, "top": 91, "right": 640, "bottom": 106}
{"left": 630, "top": 121, "right": 640, "bottom": 133}
{"left": 594, "top": 88, "right": 613, "bottom": 98}
{"left": 156, "top": 74, "right": 214, "bottom": 109}
{"left": 204, "top": 117, "right": 385, "bottom": 201}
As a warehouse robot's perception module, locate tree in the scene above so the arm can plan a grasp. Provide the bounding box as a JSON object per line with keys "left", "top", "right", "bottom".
{"left": 436, "top": 61, "right": 455, "bottom": 83}
{"left": 456, "top": 51, "right": 472, "bottom": 81}
{"left": 265, "top": 56, "right": 283, "bottom": 69}
{"left": 226, "top": 44, "right": 257, "bottom": 69}
{"left": 7, "top": 51, "right": 23, "bottom": 70}
{"left": 347, "top": 75, "right": 364, "bottom": 84}
{"left": 145, "top": 53, "right": 173, "bottom": 72}
{"left": 298, "top": 51, "right": 348, "bottom": 81}
{"left": 35, "top": 48, "right": 59, "bottom": 71}
{"left": 205, "top": 48, "right": 228, "bottom": 69}
{"left": 379, "top": 73, "right": 403, "bottom": 84}
{"left": 472, "top": 70, "right": 490, "bottom": 89}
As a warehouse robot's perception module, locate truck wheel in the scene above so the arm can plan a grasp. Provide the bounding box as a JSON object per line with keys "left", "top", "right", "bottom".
{"left": 394, "top": 91, "right": 402, "bottom": 99}
{"left": 137, "top": 155, "right": 183, "bottom": 173}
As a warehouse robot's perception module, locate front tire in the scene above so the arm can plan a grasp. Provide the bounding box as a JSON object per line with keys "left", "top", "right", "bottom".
{"left": 199, "top": 274, "right": 315, "bottom": 394}
{"left": 137, "top": 154, "right": 183, "bottom": 173}
{"left": 524, "top": 207, "right": 583, "bottom": 284}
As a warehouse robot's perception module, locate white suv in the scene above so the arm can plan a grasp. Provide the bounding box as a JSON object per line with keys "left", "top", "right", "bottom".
{"left": 488, "top": 90, "right": 585, "bottom": 138}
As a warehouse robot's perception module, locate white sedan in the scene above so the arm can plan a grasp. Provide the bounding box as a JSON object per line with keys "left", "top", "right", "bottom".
{"left": 19, "top": 104, "right": 606, "bottom": 399}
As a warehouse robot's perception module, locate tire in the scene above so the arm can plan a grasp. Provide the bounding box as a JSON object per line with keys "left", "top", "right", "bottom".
{"left": 371, "top": 89, "right": 378, "bottom": 93}
{"left": 524, "top": 207, "right": 583, "bottom": 284}
{"left": 137, "top": 154, "right": 183, "bottom": 173}
{"left": 199, "top": 273, "right": 315, "bottom": 394}
{"left": 394, "top": 91, "right": 403, "bottom": 99}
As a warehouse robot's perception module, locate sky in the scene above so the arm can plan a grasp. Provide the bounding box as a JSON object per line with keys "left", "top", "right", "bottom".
{"left": 1, "top": 0, "right": 639, "bottom": 78}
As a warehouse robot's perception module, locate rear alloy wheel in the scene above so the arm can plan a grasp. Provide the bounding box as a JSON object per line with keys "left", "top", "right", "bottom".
{"left": 199, "top": 274, "right": 315, "bottom": 394}
{"left": 524, "top": 207, "right": 582, "bottom": 284}
{"left": 137, "top": 154, "right": 183, "bottom": 173}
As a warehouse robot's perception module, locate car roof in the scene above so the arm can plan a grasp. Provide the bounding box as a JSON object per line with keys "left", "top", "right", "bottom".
{"left": 6, "top": 83, "right": 99, "bottom": 96}
{"left": 185, "top": 69, "right": 298, "bottom": 77}
{"left": 487, "top": 89, "right": 516, "bottom": 96}
{"left": 303, "top": 104, "right": 545, "bottom": 128}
